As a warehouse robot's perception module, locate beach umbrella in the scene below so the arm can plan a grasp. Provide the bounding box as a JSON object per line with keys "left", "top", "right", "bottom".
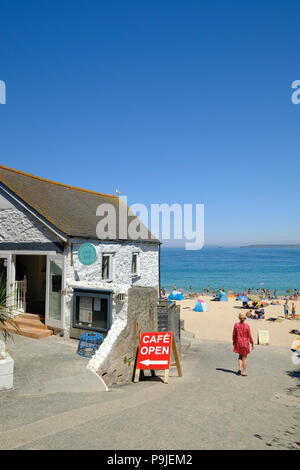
{"left": 240, "top": 296, "right": 249, "bottom": 302}
{"left": 214, "top": 289, "right": 222, "bottom": 296}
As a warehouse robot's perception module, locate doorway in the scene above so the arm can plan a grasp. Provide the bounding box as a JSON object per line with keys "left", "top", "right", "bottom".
{"left": 16, "top": 255, "right": 46, "bottom": 317}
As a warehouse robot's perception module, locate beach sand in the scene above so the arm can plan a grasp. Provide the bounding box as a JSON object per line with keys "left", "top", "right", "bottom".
{"left": 177, "top": 295, "right": 299, "bottom": 348}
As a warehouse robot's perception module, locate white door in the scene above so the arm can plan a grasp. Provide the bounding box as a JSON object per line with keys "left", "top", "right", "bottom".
{"left": 45, "top": 255, "right": 65, "bottom": 329}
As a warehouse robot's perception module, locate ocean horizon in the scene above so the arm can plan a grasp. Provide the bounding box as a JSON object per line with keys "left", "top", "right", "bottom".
{"left": 160, "top": 246, "right": 300, "bottom": 295}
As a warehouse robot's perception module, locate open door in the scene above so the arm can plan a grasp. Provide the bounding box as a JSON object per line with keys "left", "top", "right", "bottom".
{"left": 45, "top": 255, "right": 64, "bottom": 329}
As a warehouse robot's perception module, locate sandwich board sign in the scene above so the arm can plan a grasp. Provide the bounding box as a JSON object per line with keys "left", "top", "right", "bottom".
{"left": 134, "top": 332, "right": 182, "bottom": 384}
{"left": 258, "top": 330, "right": 270, "bottom": 346}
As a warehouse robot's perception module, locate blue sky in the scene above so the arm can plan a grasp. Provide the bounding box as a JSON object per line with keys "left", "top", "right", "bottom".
{"left": 0, "top": 1, "right": 299, "bottom": 246}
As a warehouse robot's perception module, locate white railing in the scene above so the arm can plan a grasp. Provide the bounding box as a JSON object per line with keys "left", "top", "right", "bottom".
{"left": 14, "top": 276, "right": 27, "bottom": 313}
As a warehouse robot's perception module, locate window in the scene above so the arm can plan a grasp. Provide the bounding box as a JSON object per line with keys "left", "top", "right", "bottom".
{"left": 131, "top": 252, "right": 140, "bottom": 276}
{"left": 102, "top": 254, "right": 113, "bottom": 281}
{"left": 73, "top": 289, "right": 112, "bottom": 332}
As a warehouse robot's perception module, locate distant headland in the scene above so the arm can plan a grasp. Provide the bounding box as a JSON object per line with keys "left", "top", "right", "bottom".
{"left": 241, "top": 244, "right": 300, "bottom": 249}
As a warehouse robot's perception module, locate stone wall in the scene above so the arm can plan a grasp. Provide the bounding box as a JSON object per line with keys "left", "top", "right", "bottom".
{"left": 88, "top": 286, "right": 158, "bottom": 387}
{"left": 157, "top": 300, "right": 181, "bottom": 351}
{"left": 0, "top": 191, "right": 59, "bottom": 244}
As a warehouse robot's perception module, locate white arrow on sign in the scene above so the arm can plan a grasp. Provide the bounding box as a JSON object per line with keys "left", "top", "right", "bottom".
{"left": 140, "top": 359, "right": 168, "bottom": 366}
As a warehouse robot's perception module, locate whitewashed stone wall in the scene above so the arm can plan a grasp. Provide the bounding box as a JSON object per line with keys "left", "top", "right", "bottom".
{"left": 63, "top": 240, "right": 159, "bottom": 337}
{"left": 66, "top": 239, "right": 159, "bottom": 287}
{"left": 63, "top": 240, "right": 159, "bottom": 376}
{"left": 0, "top": 192, "right": 59, "bottom": 243}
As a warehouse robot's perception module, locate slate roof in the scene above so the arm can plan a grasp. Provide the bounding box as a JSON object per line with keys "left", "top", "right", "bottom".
{"left": 0, "top": 165, "right": 160, "bottom": 244}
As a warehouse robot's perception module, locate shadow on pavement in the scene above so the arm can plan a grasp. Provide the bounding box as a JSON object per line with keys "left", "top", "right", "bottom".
{"left": 216, "top": 368, "right": 238, "bottom": 375}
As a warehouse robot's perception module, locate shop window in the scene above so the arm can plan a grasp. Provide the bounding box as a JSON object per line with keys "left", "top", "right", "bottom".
{"left": 73, "top": 289, "right": 112, "bottom": 333}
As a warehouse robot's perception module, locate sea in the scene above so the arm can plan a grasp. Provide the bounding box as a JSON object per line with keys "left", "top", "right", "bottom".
{"left": 160, "top": 247, "right": 300, "bottom": 295}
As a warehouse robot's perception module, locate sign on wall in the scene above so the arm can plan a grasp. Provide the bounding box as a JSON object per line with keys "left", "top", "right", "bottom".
{"left": 78, "top": 243, "right": 97, "bottom": 266}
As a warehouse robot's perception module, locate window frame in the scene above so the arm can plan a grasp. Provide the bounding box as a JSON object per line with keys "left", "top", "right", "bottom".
{"left": 131, "top": 251, "right": 140, "bottom": 277}
{"left": 101, "top": 252, "right": 114, "bottom": 282}
{"left": 72, "top": 289, "right": 112, "bottom": 333}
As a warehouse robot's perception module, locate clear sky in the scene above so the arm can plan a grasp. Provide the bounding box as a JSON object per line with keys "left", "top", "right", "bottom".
{"left": 0, "top": 1, "right": 299, "bottom": 246}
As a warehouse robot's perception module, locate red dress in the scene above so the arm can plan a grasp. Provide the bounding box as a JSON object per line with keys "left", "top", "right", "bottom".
{"left": 232, "top": 322, "right": 254, "bottom": 355}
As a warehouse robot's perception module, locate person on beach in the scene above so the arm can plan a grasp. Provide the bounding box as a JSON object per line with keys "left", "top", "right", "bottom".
{"left": 284, "top": 300, "right": 289, "bottom": 317}
{"left": 291, "top": 303, "right": 296, "bottom": 320}
{"left": 232, "top": 312, "right": 254, "bottom": 376}
{"left": 255, "top": 306, "right": 265, "bottom": 318}
{"left": 294, "top": 289, "right": 298, "bottom": 300}
{"left": 160, "top": 287, "right": 166, "bottom": 299}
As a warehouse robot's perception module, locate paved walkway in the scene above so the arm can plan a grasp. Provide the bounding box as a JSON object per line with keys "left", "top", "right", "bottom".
{"left": 0, "top": 334, "right": 299, "bottom": 450}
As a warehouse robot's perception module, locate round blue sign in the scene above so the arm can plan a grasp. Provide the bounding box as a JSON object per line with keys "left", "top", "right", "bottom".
{"left": 78, "top": 243, "right": 97, "bottom": 266}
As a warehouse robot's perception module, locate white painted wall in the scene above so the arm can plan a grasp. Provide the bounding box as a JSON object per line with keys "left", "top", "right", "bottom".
{"left": 0, "top": 192, "right": 59, "bottom": 243}
{"left": 66, "top": 239, "right": 159, "bottom": 288}
{"left": 63, "top": 240, "right": 159, "bottom": 336}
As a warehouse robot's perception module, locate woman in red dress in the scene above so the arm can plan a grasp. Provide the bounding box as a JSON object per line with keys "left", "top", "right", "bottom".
{"left": 232, "top": 312, "right": 254, "bottom": 376}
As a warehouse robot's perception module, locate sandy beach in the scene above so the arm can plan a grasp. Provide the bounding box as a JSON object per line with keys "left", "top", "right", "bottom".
{"left": 177, "top": 295, "right": 299, "bottom": 348}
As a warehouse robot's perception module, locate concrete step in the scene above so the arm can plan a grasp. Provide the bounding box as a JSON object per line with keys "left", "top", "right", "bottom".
{"left": 17, "top": 313, "right": 43, "bottom": 320}
{"left": 0, "top": 321, "right": 53, "bottom": 339}
{"left": 13, "top": 316, "right": 48, "bottom": 330}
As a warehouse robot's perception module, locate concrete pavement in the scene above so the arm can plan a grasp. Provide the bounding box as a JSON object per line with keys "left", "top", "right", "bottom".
{"left": 0, "top": 333, "right": 299, "bottom": 449}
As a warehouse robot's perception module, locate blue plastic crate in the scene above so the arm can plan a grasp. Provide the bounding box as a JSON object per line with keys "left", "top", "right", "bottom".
{"left": 77, "top": 332, "right": 104, "bottom": 358}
